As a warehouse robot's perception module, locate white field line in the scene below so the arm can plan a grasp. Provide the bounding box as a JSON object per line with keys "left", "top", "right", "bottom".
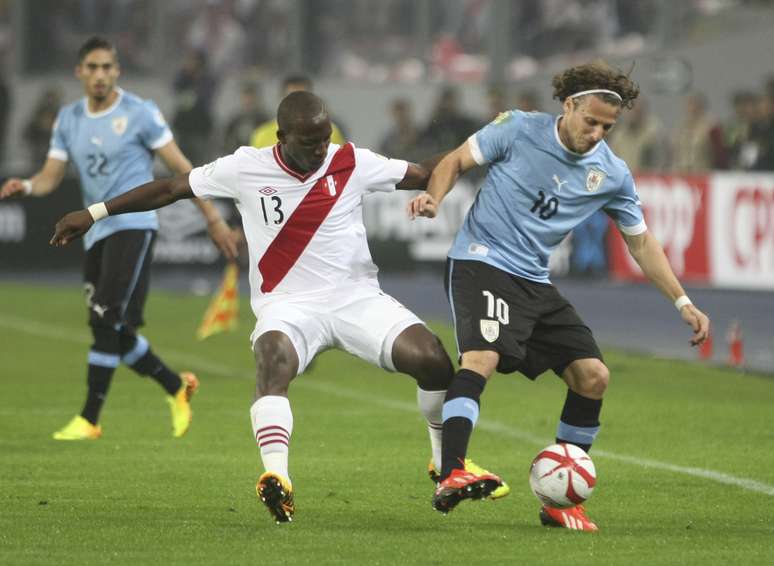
{"left": 2, "top": 312, "right": 773, "bottom": 497}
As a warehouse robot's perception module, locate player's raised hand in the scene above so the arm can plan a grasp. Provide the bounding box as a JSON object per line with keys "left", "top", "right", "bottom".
{"left": 680, "top": 304, "right": 710, "bottom": 347}
{"left": 407, "top": 192, "right": 438, "bottom": 220}
{"left": 0, "top": 178, "right": 28, "bottom": 199}
{"left": 50, "top": 210, "right": 94, "bottom": 246}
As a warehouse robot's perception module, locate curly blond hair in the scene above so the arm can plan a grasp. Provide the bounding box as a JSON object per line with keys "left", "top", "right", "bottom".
{"left": 552, "top": 61, "right": 639, "bottom": 110}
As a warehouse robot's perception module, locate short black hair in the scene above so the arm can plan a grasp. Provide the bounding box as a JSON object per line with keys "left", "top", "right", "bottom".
{"left": 77, "top": 36, "right": 118, "bottom": 63}
{"left": 277, "top": 91, "right": 327, "bottom": 133}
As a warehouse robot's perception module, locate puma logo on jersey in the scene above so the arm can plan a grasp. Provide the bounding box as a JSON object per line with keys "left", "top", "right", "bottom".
{"left": 552, "top": 174, "right": 568, "bottom": 192}
{"left": 91, "top": 303, "right": 107, "bottom": 318}
{"left": 91, "top": 136, "right": 103, "bottom": 146}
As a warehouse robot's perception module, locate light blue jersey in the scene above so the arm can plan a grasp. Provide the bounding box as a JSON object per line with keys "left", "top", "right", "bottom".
{"left": 49, "top": 88, "right": 173, "bottom": 249}
{"left": 448, "top": 110, "right": 646, "bottom": 283}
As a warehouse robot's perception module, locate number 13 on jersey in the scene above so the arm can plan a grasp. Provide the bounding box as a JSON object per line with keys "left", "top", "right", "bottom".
{"left": 259, "top": 196, "right": 284, "bottom": 225}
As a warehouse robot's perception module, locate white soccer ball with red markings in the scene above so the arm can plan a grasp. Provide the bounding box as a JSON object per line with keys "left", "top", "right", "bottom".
{"left": 529, "top": 443, "right": 596, "bottom": 508}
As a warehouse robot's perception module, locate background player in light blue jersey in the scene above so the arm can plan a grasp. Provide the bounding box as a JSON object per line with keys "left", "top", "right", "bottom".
{"left": 408, "top": 62, "right": 710, "bottom": 530}
{"left": 1, "top": 36, "right": 238, "bottom": 440}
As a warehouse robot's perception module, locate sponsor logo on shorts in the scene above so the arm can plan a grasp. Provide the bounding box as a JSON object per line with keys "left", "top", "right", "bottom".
{"left": 480, "top": 319, "right": 499, "bottom": 343}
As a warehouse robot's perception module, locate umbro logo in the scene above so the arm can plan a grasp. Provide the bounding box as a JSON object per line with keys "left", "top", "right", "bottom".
{"left": 259, "top": 187, "right": 277, "bottom": 195}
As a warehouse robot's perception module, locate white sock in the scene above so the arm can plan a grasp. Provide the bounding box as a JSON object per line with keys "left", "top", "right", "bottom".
{"left": 250, "top": 395, "right": 293, "bottom": 485}
{"left": 417, "top": 388, "right": 446, "bottom": 471}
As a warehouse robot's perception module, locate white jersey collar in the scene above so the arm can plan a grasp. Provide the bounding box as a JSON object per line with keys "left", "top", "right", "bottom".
{"left": 83, "top": 87, "right": 124, "bottom": 118}
{"left": 554, "top": 115, "right": 601, "bottom": 157}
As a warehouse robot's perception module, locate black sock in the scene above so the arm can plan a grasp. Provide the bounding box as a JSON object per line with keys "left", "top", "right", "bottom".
{"left": 81, "top": 364, "right": 116, "bottom": 425}
{"left": 119, "top": 332, "right": 182, "bottom": 395}
{"left": 130, "top": 350, "right": 182, "bottom": 396}
{"left": 556, "top": 389, "right": 603, "bottom": 453}
{"left": 441, "top": 369, "right": 487, "bottom": 480}
{"left": 81, "top": 327, "right": 121, "bottom": 425}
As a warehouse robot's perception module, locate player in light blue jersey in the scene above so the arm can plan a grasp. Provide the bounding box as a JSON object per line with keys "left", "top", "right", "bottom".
{"left": 408, "top": 62, "right": 710, "bottom": 530}
{"left": 1, "top": 36, "right": 238, "bottom": 441}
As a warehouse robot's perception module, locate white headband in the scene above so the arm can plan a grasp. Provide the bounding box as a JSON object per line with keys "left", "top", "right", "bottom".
{"left": 569, "top": 89, "right": 623, "bottom": 101}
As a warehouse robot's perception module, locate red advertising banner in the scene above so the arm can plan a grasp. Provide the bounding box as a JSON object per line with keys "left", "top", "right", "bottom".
{"left": 608, "top": 174, "right": 710, "bottom": 283}
{"left": 710, "top": 173, "right": 774, "bottom": 289}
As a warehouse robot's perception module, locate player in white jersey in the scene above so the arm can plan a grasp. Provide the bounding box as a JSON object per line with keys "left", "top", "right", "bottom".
{"left": 1, "top": 37, "right": 238, "bottom": 440}
{"left": 408, "top": 62, "right": 710, "bottom": 530}
{"left": 51, "top": 91, "right": 504, "bottom": 524}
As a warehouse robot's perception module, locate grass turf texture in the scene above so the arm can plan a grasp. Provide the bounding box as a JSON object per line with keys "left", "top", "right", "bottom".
{"left": 1, "top": 282, "right": 772, "bottom": 565}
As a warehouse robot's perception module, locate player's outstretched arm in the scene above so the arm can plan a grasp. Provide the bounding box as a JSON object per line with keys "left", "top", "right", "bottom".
{"left": 50, "top": 174, "right": 194, "bottom": 247}
{"left": 623, "top": 230, "right": 710, "bottom": 346}
{"left": 396, "top": 152, "right": 450, "bottom": 191}
{"left": 407, "top": 141, "right": 477, "bottom": 219}
{"left": 1, "top": 158, "right": 67, "bottom": 200}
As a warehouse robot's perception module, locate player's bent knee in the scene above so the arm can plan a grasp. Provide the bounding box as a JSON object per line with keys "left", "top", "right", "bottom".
{"left": 580, "top": 362, "right": 609, "bottom": 398}
{"left": 392, "top": 330, "right": 453, "bottom": 389}
{"left": 416, "top": 337, "right": 454, "bottom": 389}
{"left": 254, "top": 332, "right": 299, "bottom": 396}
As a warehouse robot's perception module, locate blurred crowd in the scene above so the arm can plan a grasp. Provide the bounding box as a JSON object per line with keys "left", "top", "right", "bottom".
{"left": 10, "top": 0, "right": 768, "bottom": 81}
{"left": 1, "top": 0, "right": 774, "bottom": 172}
{"left": 3, "top": 69, "right": 774, "bottom": 174}
{"left": 608, "top": 78, "right": 774, "bottom": 172}
{"left": 377, "top": 85, "right": 541, "bottom": 163}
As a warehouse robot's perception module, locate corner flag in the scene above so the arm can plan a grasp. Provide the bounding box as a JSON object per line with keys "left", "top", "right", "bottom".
{"left": 196, "top": 262, "right": 239, "bottom": 340}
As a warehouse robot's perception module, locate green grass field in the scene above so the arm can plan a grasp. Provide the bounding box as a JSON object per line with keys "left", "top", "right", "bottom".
{"left": 1, "top": 282, "right": 773, "bottom": 565}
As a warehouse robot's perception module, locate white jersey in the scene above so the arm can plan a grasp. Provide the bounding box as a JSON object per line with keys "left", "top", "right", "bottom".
{"left": 189, "top": 142, "right": 408, "bottom": 314}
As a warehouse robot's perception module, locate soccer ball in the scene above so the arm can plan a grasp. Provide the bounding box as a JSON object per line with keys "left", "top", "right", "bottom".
{"left": 529, "top": 443, "right": 596, "bottom": 508}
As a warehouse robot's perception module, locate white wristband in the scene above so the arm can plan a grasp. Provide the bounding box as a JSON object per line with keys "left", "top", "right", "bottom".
{"left": 87, "top": 202, "right": 109, "bottom": 222}
{"left": 21, "top": 179, "right": 33, "bottom": 195}
{"left": 674, "top": 295, "right": 692, "bottom": 311}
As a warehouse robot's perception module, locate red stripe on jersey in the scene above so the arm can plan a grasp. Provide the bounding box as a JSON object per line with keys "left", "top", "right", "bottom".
{"left": 259, "top": 143, "right": 356, "bottom": 293}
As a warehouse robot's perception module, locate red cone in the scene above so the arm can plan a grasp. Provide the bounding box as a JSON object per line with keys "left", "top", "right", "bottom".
{"left": 698, "top": 332, "right": 713, "bottom": 360}
{"left": 726, "top": 320, "right": 744, "bottom": 367}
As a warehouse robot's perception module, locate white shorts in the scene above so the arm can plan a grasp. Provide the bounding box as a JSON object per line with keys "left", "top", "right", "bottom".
{"left": 250, "top": 283, "right": 424, "bottom": 375}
